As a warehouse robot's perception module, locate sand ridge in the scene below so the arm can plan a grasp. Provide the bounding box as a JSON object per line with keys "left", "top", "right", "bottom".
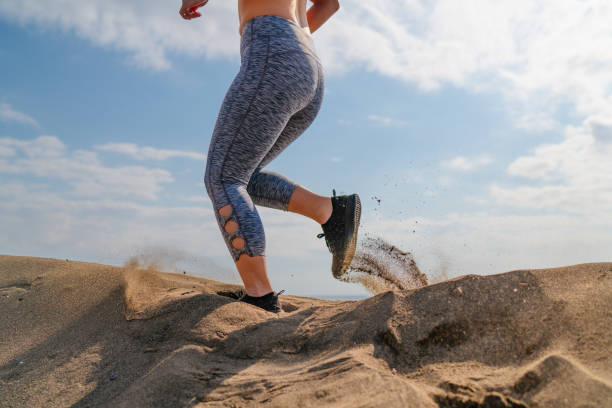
{"left": 1, "top": 255, "right": 611, "bottom": 407}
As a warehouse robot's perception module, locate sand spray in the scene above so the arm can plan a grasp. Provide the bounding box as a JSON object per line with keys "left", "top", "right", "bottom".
{"left": 338, "top": 234, "right": 428, "bottom": 295}
{"left": 123, "top": 246, "right": 235, "bottom": 282}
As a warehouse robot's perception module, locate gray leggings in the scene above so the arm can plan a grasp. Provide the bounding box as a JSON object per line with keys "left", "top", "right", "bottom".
{"left": 204, "top": 15, "right": 325, "bottom": 261}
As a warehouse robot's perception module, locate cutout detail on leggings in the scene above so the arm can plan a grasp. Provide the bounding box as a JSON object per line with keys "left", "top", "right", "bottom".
{"left": 231, "top": 237, "right": 245, "bottom": 250}
{"left": 224, "top": 218, "right": 239, "bottom": 234}
{"left": 218, "top": 206, "right": 249, "bottom": 260}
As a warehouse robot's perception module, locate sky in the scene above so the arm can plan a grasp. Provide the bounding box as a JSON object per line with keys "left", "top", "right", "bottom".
{"left": 1, "top": 0, "right": 611, "bottom": 298}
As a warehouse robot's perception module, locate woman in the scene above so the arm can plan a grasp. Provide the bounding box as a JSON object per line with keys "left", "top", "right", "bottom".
{"left": 180, "top": 0, "right": 361, "bottom": 313}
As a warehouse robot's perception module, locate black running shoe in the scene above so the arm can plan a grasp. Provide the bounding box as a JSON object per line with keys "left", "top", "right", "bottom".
{"left": 317, "top": 189, "right": 361, "bottom": 278}
{"left": 238, "top": 289, "right": 284, "bottom": 313}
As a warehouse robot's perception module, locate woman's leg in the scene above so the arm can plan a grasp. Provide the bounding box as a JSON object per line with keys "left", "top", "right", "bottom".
{"left": 246, "top": 68, "right": 330, "bottom": 224}
{"left": 287, "top": 185, "right": 332, "bottom": 224}
{"left": 204, "top": 80, "right": 288, "bottom": 297}
{"left": 205, "top": 27, "right": 323, "bottom": 297}
{"left": 219, "top": 204, "right": 273, "bottom": 297}
{"left": 230, "top": 96, "right": 329, "bottom": 297}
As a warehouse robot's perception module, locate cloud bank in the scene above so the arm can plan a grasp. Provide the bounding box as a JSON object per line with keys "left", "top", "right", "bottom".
{"left": 0, "top": 0, "right": 238, "bottom": 70}
{"left": 96, "top": 142, "right": 204, "bottom": 161}
{"left": 441, "top": 155, "right": 492, "bottom": 172}
{"left": 0, "top": 102, "right": 39, "bottom": 127}
{"left": 0, "top": 136, "right": 173, "bottom": 200}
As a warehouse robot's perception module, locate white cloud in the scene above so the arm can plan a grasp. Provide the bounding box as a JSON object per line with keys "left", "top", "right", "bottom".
{"left": 360, "top": 210, "right": 612, "bottom": 279}
{"left": 367, "top": 114, "right": 409, "bottom": 127}
{"left": 437, "top": 175, "right": 454, "bottom": 188}
{"left": 0, "top": 135, "right": 65, "bottom": 157}
{"left": 441, "top": 154, "right": 492, "bottom": 172}
{"left": 96, "top": 142, "right": 204, "bottom": 160}
{"left": 0, "top": 135, "right": 326, "bottom": 263}
{"left": 0, "top": 0, "right": 238, "bottom": 70}
{"left": 0, "top": 181, "right": 330, "bottom": 292}
{"left": 3, "top": 1, "right": 610, "bottom": 127}
{"left": 0, "top": 136, "right": 173, "bottom": 200}
{"left": 178, "top": 195, "right": 211, "bottom": 204}
{"left": 0, "top": 182, "right": 231, "bottom": 275}
{"left": 316, "top": 0, "right": 612, "bottom": 133}
{"left": 0, "top": 102, "right": 39, "bottom": 127}
{"left": 0, "top": 145, "right": 16, "bottom": 156}
{"left": 512, "top": 110, "right": 559, "bottom": 132}
{"left": 491, "top": 117, "right": 612, "bottom": 216}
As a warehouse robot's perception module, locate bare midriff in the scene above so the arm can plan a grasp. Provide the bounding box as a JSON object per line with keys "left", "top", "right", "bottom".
{"left": 238, "top": 0, "right": 310, "bottom": 37}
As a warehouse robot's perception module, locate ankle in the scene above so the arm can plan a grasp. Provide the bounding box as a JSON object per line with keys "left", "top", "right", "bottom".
{"left": 245, "top": 287, "right": 274, "bottom": 297}
{"left": 318, "top": 197, "right": 333, "bottom": 225}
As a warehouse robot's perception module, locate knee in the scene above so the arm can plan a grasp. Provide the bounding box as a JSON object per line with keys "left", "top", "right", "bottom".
{"left": 246, "top": 168, "right": 261, "bottom": 195}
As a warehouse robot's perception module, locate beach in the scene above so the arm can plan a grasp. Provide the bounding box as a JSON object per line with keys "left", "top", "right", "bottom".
{"left": 1, "top": 255, "right": 611, "bottom": 407}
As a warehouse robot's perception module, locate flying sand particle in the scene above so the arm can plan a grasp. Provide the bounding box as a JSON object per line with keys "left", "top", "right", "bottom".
{"left": 337, "top": 235, "right": 428, "bottom": 294}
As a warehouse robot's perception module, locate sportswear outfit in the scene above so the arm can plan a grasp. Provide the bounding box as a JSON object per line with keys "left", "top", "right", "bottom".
{"left": 205, "top": 15, "right": 360, "bottom": 313}
{"left": 204, "top": 15, "right": 324, "bottom": 261}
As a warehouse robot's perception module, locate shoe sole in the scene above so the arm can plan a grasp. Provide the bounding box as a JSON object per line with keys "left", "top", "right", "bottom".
{"left": 331, "top": 193, "right": 361, "bottom": 278}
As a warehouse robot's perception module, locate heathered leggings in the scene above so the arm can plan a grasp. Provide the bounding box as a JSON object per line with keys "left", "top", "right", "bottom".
{"left": 204, "top": 15, "right": 325, "bottom": 261}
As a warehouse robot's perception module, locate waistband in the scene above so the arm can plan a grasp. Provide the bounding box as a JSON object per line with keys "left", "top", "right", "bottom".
{"left": 241, "top": 15, "right": 319, "bottom": 59}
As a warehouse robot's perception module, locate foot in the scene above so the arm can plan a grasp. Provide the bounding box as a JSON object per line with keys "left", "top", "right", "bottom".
{"left": 238, "top": 290, "right": 284, "bottom": 313}
{"left": 317, "top": 190, "right": 361, "bottom": 278}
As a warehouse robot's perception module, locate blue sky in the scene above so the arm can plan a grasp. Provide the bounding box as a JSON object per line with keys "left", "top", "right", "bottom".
{"left": 1, "top": 1, "right": 611, "bottom": 298}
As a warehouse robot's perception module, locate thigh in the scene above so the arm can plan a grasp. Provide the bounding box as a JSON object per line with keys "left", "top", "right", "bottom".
{"left": 207, "top": 45, "right": 307, "bottom": 185}
{"left": 207, "top": 38, "right": 322, "bottom": 185}
{"left": 256, "top": 60, "right": 325, "bottom": 170}
{"left": 206, "top": 46, "right": 277, "bottom": 186}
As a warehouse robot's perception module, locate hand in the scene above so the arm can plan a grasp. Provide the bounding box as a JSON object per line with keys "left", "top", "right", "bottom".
{"left": 180, "top": 0, "right": 208, "bottom": 20}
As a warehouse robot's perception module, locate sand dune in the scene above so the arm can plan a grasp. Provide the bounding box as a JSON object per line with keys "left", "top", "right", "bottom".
{"left": 1, "top": 255, "right": 611, "bottom": 407}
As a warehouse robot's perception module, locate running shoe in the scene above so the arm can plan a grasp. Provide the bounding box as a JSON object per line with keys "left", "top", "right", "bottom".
{"left": 238, "top": 289, "right": 284, "bottom": 313}
{"left": 317, "top": 189, "right": 361, "bottom": 278}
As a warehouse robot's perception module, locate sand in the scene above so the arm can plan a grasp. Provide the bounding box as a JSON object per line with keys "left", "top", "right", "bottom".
{"left": 1, "top": 255, "right": 611, "bottom": 407}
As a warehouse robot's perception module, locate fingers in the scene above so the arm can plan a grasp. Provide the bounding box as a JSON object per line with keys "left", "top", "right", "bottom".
{"left": 183, "top": 11, "right": 201, "bottom": 19}
{"left": 180, "top": 0, "right": 208, "bottom": 20}
{"left": 189, "top": 6, "right": 202, "bottom": 17}
{"left": 180, "top": 8, "right": 200, "bottom": 20}
{"left": 179, "top": 6, "right": 188, "bottom": 19}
